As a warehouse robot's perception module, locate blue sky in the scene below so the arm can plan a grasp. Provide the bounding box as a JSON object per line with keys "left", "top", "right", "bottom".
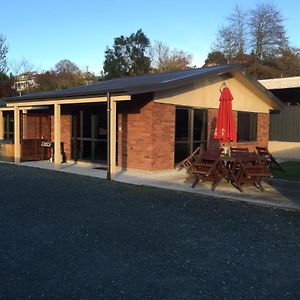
{"left": 1, "top": 0, "right": 300, "bottom": 75}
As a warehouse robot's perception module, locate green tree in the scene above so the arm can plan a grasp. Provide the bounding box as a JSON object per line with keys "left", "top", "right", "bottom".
{"left": 204, "top": 51, "right": 227, "bottom": 66}
{"left": 103, "top": 29, "right": 151, "bottom": 79}
{"left": 0, "top": 72, "right": 17, "bottom": 98}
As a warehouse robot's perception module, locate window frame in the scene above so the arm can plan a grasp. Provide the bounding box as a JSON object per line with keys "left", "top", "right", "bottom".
{"left": 237, "top": 111, "right": 258, "bottom": 142}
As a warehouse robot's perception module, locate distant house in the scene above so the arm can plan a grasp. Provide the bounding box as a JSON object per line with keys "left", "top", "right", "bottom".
{"left": 0, "top": 64, "right": 283, "bottom": 176}
{"left": 13, "top": 72, "right": 39, "bottom": 94}
{"left": 260, "top": 77, "right": 300, "bottom": 159}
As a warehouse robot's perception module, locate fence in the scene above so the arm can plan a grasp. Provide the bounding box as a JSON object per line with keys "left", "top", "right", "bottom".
{"left": 269, "top": 106, "right": 300, "bottom": 142}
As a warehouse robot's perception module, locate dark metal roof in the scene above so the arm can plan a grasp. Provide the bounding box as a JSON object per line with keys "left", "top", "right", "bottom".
{"left": 3, "top": 64, "right": 240, "bottom": 103}
{"left": 0, "top": 100, "right": 6, "bottom": 107}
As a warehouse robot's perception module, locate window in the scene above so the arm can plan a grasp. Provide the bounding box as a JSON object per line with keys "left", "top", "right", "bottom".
{"left": 71, "top": 109, "right": 107, "bottom": 162}
{"left": 237, "top": 112, "right": 257, "bottom": 142}
{"left": 3, "top": 112, "right": 14, "bottom": 140}
{"left": 175, "top": 107, "right": 207, "bottom": 163}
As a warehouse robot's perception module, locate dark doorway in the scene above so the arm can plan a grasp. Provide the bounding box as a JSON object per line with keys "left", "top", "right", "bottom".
{"left": 71, "top": 107, "right": 107, "bottom": 163}
{"left": 174, "top": 107, "right": 207, "bottom": 164}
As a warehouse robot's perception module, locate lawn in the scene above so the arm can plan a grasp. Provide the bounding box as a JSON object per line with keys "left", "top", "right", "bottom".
{"left": 272, "top": 161, "right": 300, "bottom": 181}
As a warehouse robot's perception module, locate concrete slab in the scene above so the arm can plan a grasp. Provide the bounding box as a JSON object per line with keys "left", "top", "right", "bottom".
{"left": 8, "top": 160, "right": 300, "bottom": 212}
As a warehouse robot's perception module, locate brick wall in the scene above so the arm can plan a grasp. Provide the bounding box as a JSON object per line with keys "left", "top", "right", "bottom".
{"left": 25, "top": 112, "right": 51, "bottom": 140}
{"left": 118, "top": 94, "right": 175, "bottom": 171}
{"left": 51, "top": 114, "right": 72, "bottom": 161}
{"left": 207, "top": 108, "right": 269, "bottom": 151}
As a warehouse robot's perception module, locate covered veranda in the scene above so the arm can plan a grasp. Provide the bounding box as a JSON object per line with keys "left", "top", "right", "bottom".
{"left": 0, "top": 93, "right": 131, "bottom": 179}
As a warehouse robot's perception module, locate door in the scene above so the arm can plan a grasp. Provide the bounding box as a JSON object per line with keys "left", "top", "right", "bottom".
{"left": 71, "top": 108, "right": 107, "bottom": 163}
{"left": 174, "top": 107, "right": 207, "bottom": 164}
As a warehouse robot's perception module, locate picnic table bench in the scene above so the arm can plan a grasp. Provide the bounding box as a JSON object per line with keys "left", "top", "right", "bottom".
{"left": 229, "top": 152, "right": 273, "bottom": 192}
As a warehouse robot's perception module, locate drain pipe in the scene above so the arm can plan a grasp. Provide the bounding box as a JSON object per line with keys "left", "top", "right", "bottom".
{"left": 106, "top": 92, "right": 111, "bottom": 181}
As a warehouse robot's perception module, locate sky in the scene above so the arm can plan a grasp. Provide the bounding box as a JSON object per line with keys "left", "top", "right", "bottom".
{"left": 1, "top": 0, "right": 300, "bottom": 75}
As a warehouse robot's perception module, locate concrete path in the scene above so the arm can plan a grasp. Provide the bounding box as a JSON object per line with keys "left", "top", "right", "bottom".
{"left": 17, "top": 161, "right": 300, "bottom": 212}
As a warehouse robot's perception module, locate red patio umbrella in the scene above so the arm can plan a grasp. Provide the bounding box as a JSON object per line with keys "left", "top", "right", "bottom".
{"left": 214, "top": 86, "right": 237, "bottom": 143}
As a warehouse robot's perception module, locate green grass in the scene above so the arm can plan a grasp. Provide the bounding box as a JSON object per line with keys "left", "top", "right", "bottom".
{"left": 272, "top": 161, "right": 300, "bottom": 181}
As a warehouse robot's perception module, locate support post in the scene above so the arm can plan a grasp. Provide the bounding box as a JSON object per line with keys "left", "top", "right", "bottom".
{"left": 14, "top": 106, "right": 21, "bottom": 163}
{"left": 106, "top": 93, "right": 116, "bottom": 180}
{"left": 107, "top": 93, "right": 111, "bottom": 180}
{"left": 110, "top": 99, "right": 117, "bottom": 178}
{"left": 22, "top": 110, "right": 27, "bottom": 139}
{"left": 54, "top": 103, "right": 61, "bottom": 170}
{"left": 0, "top": 111, "right": 4, "bottom": 140}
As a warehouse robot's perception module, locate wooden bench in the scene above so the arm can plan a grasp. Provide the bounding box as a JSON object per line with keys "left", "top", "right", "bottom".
{"left": 189, "top": 149, "right": 225, "bottom": 191}
{"left": 230, "top": 147, "right": 249, "bottom": 155}
{"left": 229, "top": 153, "right": 272, "bottom": 192}
{"left": 256, "top": 146, "right": 284, "bottom": 172}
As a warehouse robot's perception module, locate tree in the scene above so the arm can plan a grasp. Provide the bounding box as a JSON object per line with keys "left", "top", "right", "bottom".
{"left": 228, "top": 5, "right": 247, "bottom": 58}
{"left": 0, "top": 72, "right": 17, "bottom": 98}
{"left": 0, "top": 34, "right": 8, "bottom": 73}
{"left": 150, "top": 41, "right": 192, "bottom": 73}
{"left": 9, "top": 57, "right": 34, "bottom": 76}
{"left": 55, "top": 59, "right": 80, "bottom": 74}
{"left": 103, "top": 29, "right": 151, "bottom": 79}
{"left": 54, "top": 59, "right": 84, "bottom": 89}
{"left": 204, "top": 51, "right": 227, "bottom": 66}
{"left": 248, "top": 3, "right": 288, "bottom": 60}
{"left": 34, "top": 71, "right": 59, "bottom": 92}
{"left": 213, "top": 25, "right": 237, "bottom": 63}
{"left": 275, "top": 48, "right": 300, "bottom": 77}
{"left": 212, "top": 5, "right": 247, "bottom": 64}
{"left": 206, "top": 2, "right": 294, "bottom": 79}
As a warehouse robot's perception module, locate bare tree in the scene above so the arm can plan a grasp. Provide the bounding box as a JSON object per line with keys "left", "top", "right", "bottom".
{"left": 249, "top": 3, "right": 288, "bottom": 59}
{"left": 9, "top": 57, "right": 34, "bottom": 76}
{"left": 150, "top": 41, "right": 192, "bottom": 73}
{"left": 213, "top": 5, "right": 247, "bottom": 63}
{"left": 213, "top": 26, "right": 236, "bottom": 63}
{"left": 54, "top": 59, "right": 84, "bottom": 89}
{"left": 229, "top": 5, "right": 247, "bottom": 57}
{"left": 0, "top": 34, "right": 8, "bottom": 73}
{"left": 55, "top": 59, "right": 80, "bottom": 74}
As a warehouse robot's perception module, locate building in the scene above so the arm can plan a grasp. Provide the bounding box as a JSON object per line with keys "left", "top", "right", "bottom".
{"left": 0, "top": 64, "right": 284, "bottom": 177}
{"left": 260, "top": 76, "right": 300, "bottom": 159}
{"left": 13, "top": 72, "right": 39, "bottom": 94}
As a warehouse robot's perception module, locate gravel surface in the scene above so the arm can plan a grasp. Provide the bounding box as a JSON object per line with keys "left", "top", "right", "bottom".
{"left": 0, "top": 163, "right": 299, "bottom": 300}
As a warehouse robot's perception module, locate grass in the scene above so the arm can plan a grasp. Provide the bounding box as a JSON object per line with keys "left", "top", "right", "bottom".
{"left": 272, "top": 161, "right": 300, "bottom": 181}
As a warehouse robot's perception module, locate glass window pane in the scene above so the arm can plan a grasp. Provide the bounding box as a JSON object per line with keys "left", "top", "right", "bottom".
{"left": 237, "top": 112, "right": 257, "bottom": 142}
{"left": 96, "top": 109, "right": 107, "bottom": 140}
{"left": 82, "top": 141, "right": 92, "bottom": 160}
{"left": 175, "top": 143, "right": 189, "bottom": 164}
{"left": 175, "top": 109, "right": 189, "bottom": 141}
{"left": 94, "top": 141, "right": 107, "bottom": 162}
{"left": 193, "top": 109, "right": 207, "bottom": 141}
{"left": 83, "top": 111, "right": 92, "bottom": 138}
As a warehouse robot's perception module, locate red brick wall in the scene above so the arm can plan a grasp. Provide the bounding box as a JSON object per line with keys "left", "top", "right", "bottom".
{"left": 25, "top": 113, "right": 51, "bottom": 140}
{"left": 118, "top": 95, "right": 175, "bottom": 171}
{"left": 207, "top": 108, "right": 269, "bottom": 151}
{"left": 207, "top": 108, "right": 220, "bottom": 149}
{"left": 51, "top": 114, "right": 72, "bottom": 161}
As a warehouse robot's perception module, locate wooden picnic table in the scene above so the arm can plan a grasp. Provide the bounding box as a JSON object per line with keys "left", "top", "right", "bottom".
{"left": 183, "top": 149, "right": 272, "bottom": 192}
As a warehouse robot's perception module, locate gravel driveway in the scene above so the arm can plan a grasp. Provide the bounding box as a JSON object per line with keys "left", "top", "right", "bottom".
{"left": 0, "top": 163, "right": 299, "bottom": 299}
